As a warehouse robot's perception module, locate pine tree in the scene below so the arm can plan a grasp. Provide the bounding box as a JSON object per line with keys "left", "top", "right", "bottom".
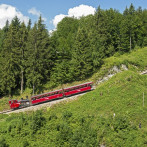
{"left": 121, "top": 4, "right": 136, "bottom": 52}
{"left": 0, "top": 20, "right": 9, "bottom": 52}
{"left": 142, "top": 9, "right": 147, "bottom": 46}
{"left": 71, "top": 28, "right": 93, "bottom": 80}
{"left": 27, "top": 19, "right": 32, "bottom": 31}
{"left": 19, "top": 22, "right": 28, "bottom": 94}
{"left": 90, "top": 6, "right": 107, "bottom": 70}
{"left": 0, "top": 17, "right": 21, "bottom": 96}
{"left": 26, "top": 16, "right": 50, "bottom": 94}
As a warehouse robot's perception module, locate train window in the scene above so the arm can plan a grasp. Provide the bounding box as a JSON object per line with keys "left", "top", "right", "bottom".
{"left": 32, "top": 97, "right": 36, "bottom": 100}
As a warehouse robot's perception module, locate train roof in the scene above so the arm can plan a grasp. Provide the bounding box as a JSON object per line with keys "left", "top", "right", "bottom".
{"left": 63, "top": 81, "right": 92, "bottom": 90}
{"left": 31, "top": 81, "right": 92, "bottom": 98}
{"left": 31, "top": 89, "right": 63, "bottom": 98}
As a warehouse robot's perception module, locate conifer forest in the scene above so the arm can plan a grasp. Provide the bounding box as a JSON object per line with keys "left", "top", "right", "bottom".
{"left": 0, "top": 4, "right": 147, "bottom": 96}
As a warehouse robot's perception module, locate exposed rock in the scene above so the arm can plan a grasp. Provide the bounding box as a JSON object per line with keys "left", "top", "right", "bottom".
{"left": 140, "top": 70, "right": 147, "bottom": 75}
{"left": 96, "top": 65, "right": 128, "bottom": 86}
{"left": 121, "top": 64, "right": 128, "bottom": 70}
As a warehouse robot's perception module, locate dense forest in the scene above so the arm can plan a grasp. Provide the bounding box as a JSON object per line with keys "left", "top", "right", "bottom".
{"left": 0, "top": 4, "right": 147, "bottom": 96}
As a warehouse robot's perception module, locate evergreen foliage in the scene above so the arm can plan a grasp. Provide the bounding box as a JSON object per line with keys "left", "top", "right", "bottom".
{"left": 0, "top": 4, "right": 146, "bottom": 96}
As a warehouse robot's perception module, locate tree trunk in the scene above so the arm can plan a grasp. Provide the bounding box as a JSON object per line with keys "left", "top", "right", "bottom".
{"left": 9, "top": 89, "right": 11, "bottom": 98}
{"left": 33, "top": 84, "right": 35, "bottom": 95}
{"left": 130, "top": 34, "right": 132, "bottom": 51}
{"left": 21, "top": 70, "right": 24, "bottom": 94}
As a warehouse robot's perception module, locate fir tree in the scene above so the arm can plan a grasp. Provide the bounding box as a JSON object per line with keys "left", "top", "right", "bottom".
{"left": 0, "top": 18, "right": 20, "bottom": 96}
{"left": 26, "top": 16, "right": 50, "bottom": 94}
{"left": 71, "top": 28, "right": 93, "bottom": 80}
{"left": 19, "top": 22, "right": 28, "bottom": 94}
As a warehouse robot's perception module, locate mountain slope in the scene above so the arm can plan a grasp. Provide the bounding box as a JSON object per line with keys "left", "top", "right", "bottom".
{"left": 0, "top": 47, "right": 147, "bottom": 146}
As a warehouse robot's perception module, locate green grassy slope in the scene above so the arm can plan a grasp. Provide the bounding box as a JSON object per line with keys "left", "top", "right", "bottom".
{"left": 0, "top": 47, "right": 147, "bottom": 146}
{"left": 0, "top": 47, "right": 147, "bottom": 111}
{"left": 0, "top": 71, "right": 146, "bottom": 146}
{"left": 91, "top": 47, "right": 147, "bottom": 83}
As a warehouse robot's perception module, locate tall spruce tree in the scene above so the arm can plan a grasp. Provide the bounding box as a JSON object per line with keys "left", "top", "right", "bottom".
{"left": 90, "top": 6, "right": 106, "bottom": 70}
{"left": 71, "top": 27, "right": 93, "bottom": 80}
{"left": 121, "top": 4, "right": 136, "bottom": 52}
{"left": 19, "top": 22, "right": 28, "bottom": 94}
{"left": 26, "top": 16, "right": 50, "bottom": 94}
{"left": 0, "top": 17, "right": 21, "bottom": 96}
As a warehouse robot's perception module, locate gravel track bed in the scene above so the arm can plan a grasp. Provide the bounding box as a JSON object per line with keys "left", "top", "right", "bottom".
{"left": 5, "top": 93, "right": 85, "bottom": 114}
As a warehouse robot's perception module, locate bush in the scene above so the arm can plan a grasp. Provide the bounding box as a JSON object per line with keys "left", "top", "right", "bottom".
{"left": 22, "top": 140, "right": 29, "bottom": 147}
{"left": 0, "top": 137, "right": 9, "bottom": 147}
{"left": 30, "top": 110, "right": 46, "bottom": 133}
{"left": 62, "top": 111, "right": 72, "bottom": 120}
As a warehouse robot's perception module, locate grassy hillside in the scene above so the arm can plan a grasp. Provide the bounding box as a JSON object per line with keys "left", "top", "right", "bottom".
{"left": 0, "top": 47, "right": 147, "bottom": 146}
{"left": 0, "top": 47, "right": 146, "bottom": 112}
{"left": 91, "top": 47, "right": 147, "bottom": 83}
{"left": 0, "top": 70, "right": 146, "bottom": 146}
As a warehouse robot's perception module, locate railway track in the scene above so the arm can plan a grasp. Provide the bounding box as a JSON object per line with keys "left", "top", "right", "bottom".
{"left": 0, "top": 93, "right": 85, "bottom": 115}
{"left": 0, "top": 110, "right": 12, "bottom": 114}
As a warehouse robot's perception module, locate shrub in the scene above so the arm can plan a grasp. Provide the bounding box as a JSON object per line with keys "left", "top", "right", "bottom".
{"left": 0, "top": 137, "right": 9, "bottom": 147}
{"left": 62, "top": 111, "right": 72, "bottom": 120}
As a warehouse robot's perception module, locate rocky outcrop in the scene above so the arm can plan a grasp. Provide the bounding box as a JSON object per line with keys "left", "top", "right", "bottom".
{"left": 96, "top": 65, "right": 128, "bottom": 86}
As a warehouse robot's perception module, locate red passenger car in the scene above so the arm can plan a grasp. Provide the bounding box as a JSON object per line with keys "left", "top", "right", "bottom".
{"left": 31, "top": 89, "right": 64, "bottom": 105}
{"left": 9, "top": 82, "right": 93, "bottom": 109}
{"left": 64, "top": 82, "right": 93, "bottom": 97}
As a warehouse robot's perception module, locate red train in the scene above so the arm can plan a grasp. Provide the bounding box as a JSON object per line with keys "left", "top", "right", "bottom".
{"left": 9, "top": 82, "right": 93, "bottom": 109}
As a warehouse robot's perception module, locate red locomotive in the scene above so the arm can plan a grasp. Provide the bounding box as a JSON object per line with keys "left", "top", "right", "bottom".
{"left": 9, "top": 82, "right": 93, "bottom": 109}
